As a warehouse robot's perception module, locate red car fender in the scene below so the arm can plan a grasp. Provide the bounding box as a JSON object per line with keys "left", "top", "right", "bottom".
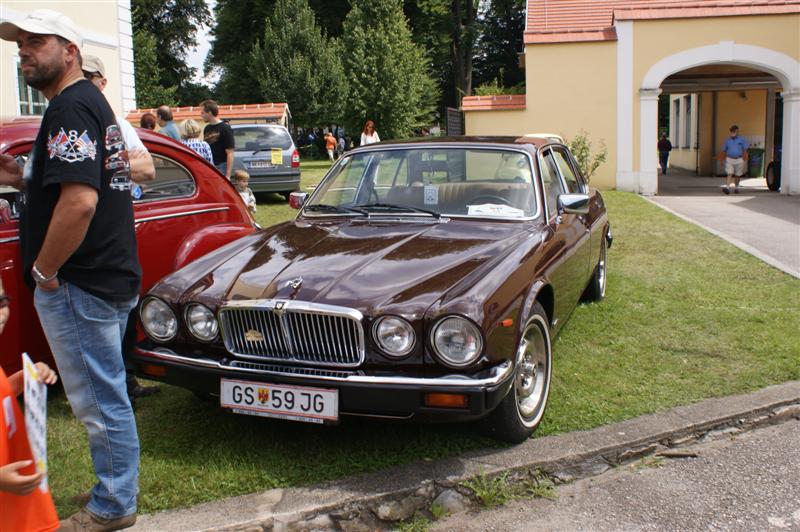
{"left": 172, "top": 224, "right": 258, "bottom": 271}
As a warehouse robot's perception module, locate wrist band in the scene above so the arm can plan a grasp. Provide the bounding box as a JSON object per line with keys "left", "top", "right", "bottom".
{"left": 31, "top": 263, "right": 58, "bottom": 284}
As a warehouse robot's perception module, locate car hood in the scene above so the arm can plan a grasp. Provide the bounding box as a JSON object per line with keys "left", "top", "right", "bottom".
{"left": 189, "top": 218, "right": 534, "bottom": 316}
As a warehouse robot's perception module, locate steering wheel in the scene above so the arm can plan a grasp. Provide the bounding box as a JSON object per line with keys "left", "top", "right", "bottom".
{"left": 468, "top": 194, "right": 512, "bottom": 206}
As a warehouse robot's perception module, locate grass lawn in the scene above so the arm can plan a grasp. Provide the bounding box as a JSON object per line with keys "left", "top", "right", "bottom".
{"left": 46, "top": 189, "right": 800, "bottom": 517}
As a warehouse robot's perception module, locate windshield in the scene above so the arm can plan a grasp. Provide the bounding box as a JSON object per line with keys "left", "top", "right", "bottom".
{"left": 306, "top": 147, "right": 537, "bottom": 218}
{"left": 233, "top": 126, "right": 293, "bottom": 151}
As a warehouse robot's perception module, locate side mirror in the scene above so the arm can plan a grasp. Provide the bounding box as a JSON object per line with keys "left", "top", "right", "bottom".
{"left": 289, "top": 192, "right": 308, "bottom": 209}
{"left": 558, "top": 193, "right": 589, "bottom": 215}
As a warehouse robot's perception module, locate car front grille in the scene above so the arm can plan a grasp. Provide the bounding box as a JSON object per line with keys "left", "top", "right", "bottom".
{"left": 218, "top": 300, "right": 364, "bottom": 367}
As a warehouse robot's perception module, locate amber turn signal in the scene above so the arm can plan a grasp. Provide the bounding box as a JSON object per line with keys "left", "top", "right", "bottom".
{"left": 141, "top": 364, "right": 167, "bottom": 377}
{"left": 424, "top": 393, "right": 468, "bottom": 409}
{"left": 500, "top": 319, "right": 514, "bottom": 327}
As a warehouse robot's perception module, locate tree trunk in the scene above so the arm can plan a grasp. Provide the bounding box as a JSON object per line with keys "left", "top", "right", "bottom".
{"left": 450, "top": 0, "right": 475, "bottom": 105}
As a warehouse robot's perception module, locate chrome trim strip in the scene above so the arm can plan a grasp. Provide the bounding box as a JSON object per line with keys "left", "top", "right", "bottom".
{"left": 136, "top": 347, "right": 514, "bottom": 388}
{"left": 135, "top": 206, "right": 229, "bottom": 224}
{"left": 0, "top": 236, "right": 20, "bottom": 244}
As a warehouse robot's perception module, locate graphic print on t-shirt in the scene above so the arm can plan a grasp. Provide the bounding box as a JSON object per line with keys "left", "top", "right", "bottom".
{"left": 204, "top": 129, "right": 220, "bottom": 144}
{"left": 46, "top": 128, "right": 97, "bottom": 163}
{"left": 104, "top": 124, "right": 132, "bottom": 192}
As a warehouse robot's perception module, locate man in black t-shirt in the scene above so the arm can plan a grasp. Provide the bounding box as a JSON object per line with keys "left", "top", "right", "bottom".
{"left": 0, "top": 9, "right": 140, "bottom": 531}
{"left": 199, "top": 99, "right": 235, "bottom": 180}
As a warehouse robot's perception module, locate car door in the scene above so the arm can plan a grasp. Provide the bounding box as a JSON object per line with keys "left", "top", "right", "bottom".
{"left": 551, "top": 146, "right": 592, "bottom": 287}
{"left": 536, "top": 147, "right": 589, "bottom": 329}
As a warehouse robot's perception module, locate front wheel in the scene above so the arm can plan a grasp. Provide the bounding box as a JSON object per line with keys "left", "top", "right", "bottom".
{"left": 482, "top": 304, "right": 552, "bottom": 443}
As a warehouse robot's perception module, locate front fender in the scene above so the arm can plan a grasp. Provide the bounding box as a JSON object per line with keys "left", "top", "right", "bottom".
{"left": 173, "top": 224, "right": 258, "bottom": 271}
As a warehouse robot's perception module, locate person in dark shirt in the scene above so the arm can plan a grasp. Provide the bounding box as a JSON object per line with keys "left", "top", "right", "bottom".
{"left": 0, "top": 9, "right": 141, "bottom": 531}
{"left": 657, "top": 133, "right": 672, "bottom": 176}
{"left": 199, "top": 99, "right": 235, "bottom": 180}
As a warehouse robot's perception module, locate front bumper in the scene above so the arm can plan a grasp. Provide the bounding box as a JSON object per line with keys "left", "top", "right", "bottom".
{"left": 133, "top": 345, "right": 515, "bottom": 422}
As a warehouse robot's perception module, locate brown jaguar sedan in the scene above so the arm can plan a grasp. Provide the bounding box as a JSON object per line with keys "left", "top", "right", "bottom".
{"left": 133, "top": 136, "right": 611, "bottom": 442}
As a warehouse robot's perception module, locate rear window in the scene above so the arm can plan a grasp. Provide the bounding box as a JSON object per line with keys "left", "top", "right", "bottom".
{"left": 232, "top": 126, "right": 293, "bottom": 151}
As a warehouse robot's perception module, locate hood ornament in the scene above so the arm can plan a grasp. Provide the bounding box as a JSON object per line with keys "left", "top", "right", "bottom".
{"left": 287, "top": 277, "right": 303, "bottom": 290}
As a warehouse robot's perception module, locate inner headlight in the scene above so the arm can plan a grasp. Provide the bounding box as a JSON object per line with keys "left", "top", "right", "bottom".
{"left": 185, "top": 303, "right": 218, "bottom": 341}
{"left": 373, "top": 316, "right": 415, "bottom": 357}
{"left": 140, "top": 297, "right": 178, "bottom": 342}
{"left": 431, "top": 316, "right": 483, "bottom": 367}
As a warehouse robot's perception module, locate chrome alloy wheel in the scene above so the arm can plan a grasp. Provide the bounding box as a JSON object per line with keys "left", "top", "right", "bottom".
{"left": 514, "top": 315, "right": 551, "bottom": 426}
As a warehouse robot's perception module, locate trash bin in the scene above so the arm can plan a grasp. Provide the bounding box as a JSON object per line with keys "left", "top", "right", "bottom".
{"left": 748, "top": 148, "right": 765, "bottom": 177}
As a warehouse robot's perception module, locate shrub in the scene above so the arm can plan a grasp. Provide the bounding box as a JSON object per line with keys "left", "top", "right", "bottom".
{"left": 567, "top": 130, "right": 608, "bottom": 183}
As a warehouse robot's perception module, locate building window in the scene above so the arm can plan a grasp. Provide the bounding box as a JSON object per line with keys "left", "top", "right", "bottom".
{"left": 683, "top": 96, "right": 691, "bottom": 148}
{"left": 673, "top": 98, "right": 680, "bottom": 146}
{"left": 17, "top": 63, "right": 48, "bottom": 116}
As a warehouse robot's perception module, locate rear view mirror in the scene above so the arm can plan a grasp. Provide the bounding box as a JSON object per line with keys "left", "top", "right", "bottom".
{"left": 558, "top": 193, "right": 589, "bottom": 215}
{"left": 289, "top": 192, "right": 308, "bottom": 209}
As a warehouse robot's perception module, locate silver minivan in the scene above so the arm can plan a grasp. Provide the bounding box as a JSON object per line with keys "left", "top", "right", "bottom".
{"left": 231, "top": 124, "right": 300, "bottom": 199}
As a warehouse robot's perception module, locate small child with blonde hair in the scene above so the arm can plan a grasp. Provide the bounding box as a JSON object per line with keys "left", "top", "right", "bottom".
{"left": 233, "top": 170, "right": 257, "bottom": 215}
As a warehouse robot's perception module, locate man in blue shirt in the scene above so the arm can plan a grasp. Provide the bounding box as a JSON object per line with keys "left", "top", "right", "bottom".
{"left": 720, "top": 125, "right": 749, "bottom": 194}
{"left": 156, "top": 105, "right": 181, "bottom": 141}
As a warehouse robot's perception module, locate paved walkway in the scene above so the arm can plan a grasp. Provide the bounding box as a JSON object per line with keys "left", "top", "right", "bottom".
{"left": 649, "top": 171, "right": 800, "bottom": 278}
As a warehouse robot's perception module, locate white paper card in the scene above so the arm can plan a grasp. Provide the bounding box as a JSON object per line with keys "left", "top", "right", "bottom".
{"left": 424, "top": 185, "right": 438, "bottom": 205}
{"left": 467, "top": 204, "right": 525, "bottom": 218}
{"left": 23, "top": 353, "right": 49, "bottom": 492}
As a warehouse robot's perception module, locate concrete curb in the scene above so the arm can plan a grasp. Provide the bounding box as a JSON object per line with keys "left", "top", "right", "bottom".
{"left": 132, "top": 381, "right": 800, "bottom": 531}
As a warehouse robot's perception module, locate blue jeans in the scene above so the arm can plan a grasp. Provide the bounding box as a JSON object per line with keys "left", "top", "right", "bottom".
{"left": 34, "top": 282, "right": 139, "bottom": 519}
{"left": 215, "top": 161, "right": 228, "bottom": 178}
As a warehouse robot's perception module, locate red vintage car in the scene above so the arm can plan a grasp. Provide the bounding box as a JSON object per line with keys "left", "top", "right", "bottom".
{"left": 0, "top": 118, "right": 258, "bottom": 375}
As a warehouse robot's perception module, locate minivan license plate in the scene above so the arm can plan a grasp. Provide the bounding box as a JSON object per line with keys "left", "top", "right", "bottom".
{"left": 249, "top": 159, "right": 272, "bottom": 169}
{"left": 220, "top": 378, "right": 338, "bottom": 424}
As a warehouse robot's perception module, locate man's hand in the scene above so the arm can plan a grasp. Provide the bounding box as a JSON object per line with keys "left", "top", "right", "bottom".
{"left": 0, "top": 461, "right": 44, "bottom": 496}
{"left": 129, "top": 148, "right": 155, "bottom": 183}
{"left": 0, "top": 154, "right": 23, "bottom": 188}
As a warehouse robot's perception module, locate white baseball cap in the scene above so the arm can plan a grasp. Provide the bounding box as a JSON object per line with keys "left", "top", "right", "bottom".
{"left": 0, "top": 9, "right": 83, "bottom": 48}
{"left": 82, "top": 55, "right": 106, "bottom": 78}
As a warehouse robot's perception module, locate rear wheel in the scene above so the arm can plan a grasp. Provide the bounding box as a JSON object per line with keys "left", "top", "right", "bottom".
{"left": 582, "top": 232, "right": 607, "bottom": 302}
{"left": 766, "top": 163, "right": 781, "bottom": 191}
{"left": 483, "top": 303, "right": 552, "bottom": 443}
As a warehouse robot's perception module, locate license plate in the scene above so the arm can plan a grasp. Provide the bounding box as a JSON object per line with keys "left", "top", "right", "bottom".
{"left": 249, "top": 159, "right": 272, "bottom": 169}
{"left": 220, "top": 378, "right": 338, "bottom": 424}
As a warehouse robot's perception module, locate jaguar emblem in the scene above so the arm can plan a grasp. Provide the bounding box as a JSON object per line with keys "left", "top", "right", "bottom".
{"left": 244, "top": 329, "right": 264, "bottom": 342}
{"left": 287, "top": 277, "right": 303, "bottom": 290}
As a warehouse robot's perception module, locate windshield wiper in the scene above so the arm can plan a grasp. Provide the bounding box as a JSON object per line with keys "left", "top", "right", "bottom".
{"left": 304, "top": 203, "right": 367, "bottom": 215}
{"left": 354, "top": 202, "right": 441, "bottom": 219}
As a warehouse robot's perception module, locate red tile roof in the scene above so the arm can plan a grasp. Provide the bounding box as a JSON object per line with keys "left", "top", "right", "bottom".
{"left": 125, "top": 102, "right": 288, "bottom": 123}
{"left": 461, "top": 94, "right": 527, "bottom": 112}
{"left": 525, "top": 0, "right": 800, "bottom": 44}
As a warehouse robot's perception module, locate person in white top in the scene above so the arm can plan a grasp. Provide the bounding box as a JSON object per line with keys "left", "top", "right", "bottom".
{"left": 82, "top": 55, "right": 155, "bottom": 183}
{"left": 360, "top": 120, "right": 380, "bottom": 146}
{"left": 234, "top": 170, "right": 257, "bottom": 215}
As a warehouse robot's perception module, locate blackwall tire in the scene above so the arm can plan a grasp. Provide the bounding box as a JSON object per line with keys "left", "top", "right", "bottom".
{"left": 483, "top": 303, "right": 552, "bottom": 443}
{"left": 766, "top": 163, "right": 781, "bottom": 191}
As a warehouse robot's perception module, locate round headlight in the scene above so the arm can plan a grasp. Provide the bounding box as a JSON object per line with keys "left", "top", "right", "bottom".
{"left": 185, "top": 303, "right": 218, "bottom": 342}
{"left": 373, "top": 316, "right": 415, "bottom": 357}
{"left": 432, "top": 316, "right": 483, "bottom": 367}
{"left": 140, "top": 297, "right": 178, "bottom": 342}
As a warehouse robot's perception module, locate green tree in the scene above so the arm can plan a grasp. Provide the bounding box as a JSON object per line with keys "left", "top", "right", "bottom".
{"left": 250, "top": 0, "right": 347, "bottom": 127}
{"left": 472, "top": 0, "right": 525, "bottom": 90}
{"left": 132, "top": 0, "right": 211, "bottom": 105}
{"left": 207, "top": 0, "right": 276, "bottom": 103}
{"left": 342, "top": 0, "right": 439, "bottom": 140}
{"left": 133, "top": 29, "right": 178, "bottom": 108}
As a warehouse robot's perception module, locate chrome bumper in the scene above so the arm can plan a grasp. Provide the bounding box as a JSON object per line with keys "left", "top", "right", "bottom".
{"left": 134, "top": 346, "right": 514, "bottom": 388}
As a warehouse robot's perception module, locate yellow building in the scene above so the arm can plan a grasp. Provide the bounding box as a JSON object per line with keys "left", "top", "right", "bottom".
{"left": 0, "top": 1, "right": 135, "bottom": 118}
{"left": 462, "top": 0, "right": 800, "bottom": 196}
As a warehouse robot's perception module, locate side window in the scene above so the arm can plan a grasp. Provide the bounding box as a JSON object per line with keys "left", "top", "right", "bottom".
{"left": 552, "top": 148, "right": 582, "bottom": 193}
{"left": 136, "top": 154, "right": 196, "bottom": 202}
{"left": 566, "top": 150, "right": 587, "bottom": 192}
{"left": 538, "top": 149, "right": 565, "bottom": 220}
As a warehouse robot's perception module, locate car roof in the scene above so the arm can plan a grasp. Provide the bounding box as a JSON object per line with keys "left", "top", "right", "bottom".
{"left": 0, "top": 117, "right": 208, "bottom": 159}
{"left": 349, "top": 135, "right": 558, "bottom": 153}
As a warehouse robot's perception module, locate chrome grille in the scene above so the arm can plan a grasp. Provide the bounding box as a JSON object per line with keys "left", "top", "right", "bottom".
{"left": 219, "top": 300, "right": 364, "bottom": 367}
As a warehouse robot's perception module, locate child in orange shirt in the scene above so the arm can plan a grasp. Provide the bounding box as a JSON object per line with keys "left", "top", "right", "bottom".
{"left": 1, "top": 361, "right": 60, "bottom": 532}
